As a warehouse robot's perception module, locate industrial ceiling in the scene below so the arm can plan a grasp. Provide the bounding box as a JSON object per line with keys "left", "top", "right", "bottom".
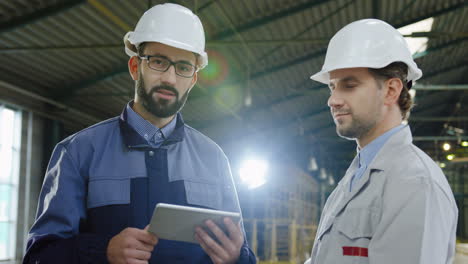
{"left": 0, "top": 0, "right": 467, "bottom": 180}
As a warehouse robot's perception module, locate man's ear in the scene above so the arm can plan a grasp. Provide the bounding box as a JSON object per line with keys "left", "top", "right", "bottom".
{"left": 128, "top": 56, "right": 139, "bottom": 81}
{"left": 384, "top": 78, "right": 403, "bottom": 106}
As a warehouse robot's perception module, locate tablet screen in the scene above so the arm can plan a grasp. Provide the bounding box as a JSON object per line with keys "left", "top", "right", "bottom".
{"left": 148, "top": 203, "right": 241, "bottom": 244}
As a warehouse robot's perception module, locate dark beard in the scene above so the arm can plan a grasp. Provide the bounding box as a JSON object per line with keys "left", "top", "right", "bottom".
{"left": 136, "top": 77, "right": 190, "bottom": 118}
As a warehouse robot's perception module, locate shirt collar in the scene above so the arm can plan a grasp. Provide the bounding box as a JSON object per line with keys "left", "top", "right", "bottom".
{"left": 126, "top": 101, "right": 177, "bottom": 143}
{"left": 358, "top": 124, "right": 406, "bottom": 168}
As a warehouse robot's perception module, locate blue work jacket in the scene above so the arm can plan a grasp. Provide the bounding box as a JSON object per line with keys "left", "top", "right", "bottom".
{"left": 24, "top": 106, "right": 256, "bottom": 264}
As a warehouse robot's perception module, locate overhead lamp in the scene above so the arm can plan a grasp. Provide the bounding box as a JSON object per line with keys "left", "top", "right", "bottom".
{"left": 442, "top": 143, "right": 451, "bottom": 151}
{"left": 319, "top": 168, "right": 327, "bottom": 180}
{"left": 446, "top": 154, "right": 455, "bottom": 161}
{"left": 461, "top": 141, "right": 468, "bottom": 147}
{"left": 308, "top": 157, "right": 318, "bottom": 171}
{"left": 239, "top": 159, "right": 268, "bottom": 189}
{"left": 328, "top": 176, "right": 335, "bottom": 186}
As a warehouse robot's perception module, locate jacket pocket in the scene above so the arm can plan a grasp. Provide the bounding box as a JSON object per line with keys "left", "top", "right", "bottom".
{"left": 183, "top": 179, "right": 222, "bottom": 210}
{"left": 87, "top": 178, "right": 130, "bottom": 209}
{"left": 335, "top": 208, "right": 378, "bottom": 240}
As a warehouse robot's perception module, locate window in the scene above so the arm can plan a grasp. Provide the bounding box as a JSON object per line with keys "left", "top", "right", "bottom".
{"left": 398, "top": 17, "right": 434, "bottom": 55}
{"left": 0, "top": 105, "right": 22, "bottom": 260}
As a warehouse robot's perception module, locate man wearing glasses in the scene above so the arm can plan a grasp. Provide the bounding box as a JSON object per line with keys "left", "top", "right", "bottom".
{"left": 24, "top": 3, "right": 256, "bottom": 264}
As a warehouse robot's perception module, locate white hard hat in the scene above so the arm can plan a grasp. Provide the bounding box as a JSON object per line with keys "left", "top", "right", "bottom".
{"left": 124, "top": 3, "right": 208, "bottom": 69}
{"left": 310, "top": 19, "right": 422, "bottom": 84}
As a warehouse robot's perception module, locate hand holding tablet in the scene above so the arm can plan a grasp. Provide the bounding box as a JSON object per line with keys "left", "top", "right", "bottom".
{"left": 194, "top": 217, "right": 245, "bottom": 263}
{"left": 148, "top": 203, "right": 241, "bottom": 244}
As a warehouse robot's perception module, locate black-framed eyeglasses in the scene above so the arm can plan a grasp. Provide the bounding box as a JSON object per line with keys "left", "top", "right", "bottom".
{"left": 139, "top": 55, "right": 197, "bottom": 78}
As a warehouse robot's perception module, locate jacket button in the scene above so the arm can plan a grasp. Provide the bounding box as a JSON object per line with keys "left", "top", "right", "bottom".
{"left": 148, "top": 151, "right": 154, "bottom": 156}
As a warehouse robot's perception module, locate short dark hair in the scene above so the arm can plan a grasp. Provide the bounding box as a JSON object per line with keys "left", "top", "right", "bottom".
{"left": 137, "top": 42, "right": 148, "bottom": 57}
{"left": 368, "top": 62, "right": 413, "bottom": 120}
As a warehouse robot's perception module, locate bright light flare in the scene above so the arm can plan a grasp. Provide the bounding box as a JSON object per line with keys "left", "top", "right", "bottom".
{"left": 443, "top": 143, "right": 451, "bottom": 151}
{"left": 239, "top": 159, "right": 268, "bottom": 189}
{"left": 446, "top": 154, "right": 455, "bottom": 161}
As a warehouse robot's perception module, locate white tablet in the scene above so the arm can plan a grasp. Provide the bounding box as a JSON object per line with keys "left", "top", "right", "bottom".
{"left": 148, "top": 203, "right": 241, "bottom": 244}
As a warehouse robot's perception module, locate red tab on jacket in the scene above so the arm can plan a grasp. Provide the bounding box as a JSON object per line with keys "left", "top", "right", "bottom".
{"left": 342, "top": 246, "right": 368, "bottom": 257}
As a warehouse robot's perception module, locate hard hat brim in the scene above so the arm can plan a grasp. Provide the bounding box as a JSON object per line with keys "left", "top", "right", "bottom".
{"left": 124, "top": 31, "right": 208, "bottom": 69}
{"left": 310, "top": 62, "right": 423, "bottom": 85}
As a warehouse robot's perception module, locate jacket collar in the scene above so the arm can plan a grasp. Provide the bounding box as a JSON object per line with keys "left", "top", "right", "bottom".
{"left": 334, "top": 126, "right": 412, "bottom": 219}
{"left": 369, "top": 125, "right": 412, "bottom": 170}
{"left": 118, "top": 104, "right": 186, "bottom": 149}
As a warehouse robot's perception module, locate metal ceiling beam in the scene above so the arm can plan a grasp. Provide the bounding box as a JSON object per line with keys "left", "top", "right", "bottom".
{"left": 52, "top": 0, "right": 467, "bottom": 109}
{"left": 11, "top": 3, "right": 466, "bottom": 100}
{"left": 88, "top": 0, "right": 131, "bottom": 31}
{"left": 219, "top": 106, "right": 330, "bottom": 143}
{"left": 198, "top": 12, "right": 468, "bottom": 131}
{"left": 409, "top": 31, "right": 468, "bottom": 38}
{"left": 251, "top": 48, "right": 327, "bottom": 80}
{"left": 242, "top": 0, "right": 468, "bottom": 82}
{"left": 393, "top": 0, "right": 467, "bottom": 29}
{"left": 414, "top": 84, "right": 468, "bottom": 91}
{"left": 1, "top": 33, "right": 466, "bottom": 54}
{"left": 197, "top": 79, "right": 325, "bottom": 130}
{"left": 218, "top": 74, "right": 468, "bottom": 146}
{"left": 413, "top": 136, "right": 468, "bottom": 141}
{"left": 423, "top": 61, "right": 468, "bottom": 80}
{"left": 390, "top": 1, "right": 418, "bottom": 22}
{"left": 194, "top": 0, "right": 216, "bottom": 14}
{"left": 0, "top": 44, "right": 120, "bottom": 53}
{"left": 0, "top": 0, "right": 85, "bottom": 34}
{"left": 372, "top": 0, "right": 380, "bottom": 19}
{"left": 211, "top": 0, "right": 255, "bottom": 95}
{"left": 255, "top": 0, "right": 356, "bottom": 64}
{"left": 213, "top": 0, "right": 332, "bottom": 40}
{"left": 0, "top": 79, "right": 99, "bottom": 123}
{"left": 410, "top": 116, "right": 468, "bottom": 122}
{"left": 413, "top": 37, "right": 468, "bottom": 59}
{"left": 238, "top": 0, "right": 468, "bottom": 85}
{"left": 54, "top": 66, "right": 128, "bottom": 100}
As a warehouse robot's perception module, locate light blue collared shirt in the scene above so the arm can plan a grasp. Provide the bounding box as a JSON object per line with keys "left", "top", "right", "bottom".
{"left": 350, "top": 124, "right": 406, "bottom": 191}
{"left": 126, "top": 102, "right": 177, "bottom": 148}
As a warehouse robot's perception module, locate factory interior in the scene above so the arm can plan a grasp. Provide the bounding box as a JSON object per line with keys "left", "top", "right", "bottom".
{"left": 0, "top": 0, "right": 467, "bottom": 263}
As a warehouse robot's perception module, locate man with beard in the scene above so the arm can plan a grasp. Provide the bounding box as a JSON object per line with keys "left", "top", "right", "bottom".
{"left": 23, "top": 3, "right": 256, "bottom": 264}
{"left": 304, "top": 19, "right": 457, "bottom": 264}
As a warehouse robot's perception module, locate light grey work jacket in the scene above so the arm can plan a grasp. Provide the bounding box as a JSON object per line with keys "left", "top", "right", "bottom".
{"left": 306, "top": 126, "right": 458, "bottom": 264}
